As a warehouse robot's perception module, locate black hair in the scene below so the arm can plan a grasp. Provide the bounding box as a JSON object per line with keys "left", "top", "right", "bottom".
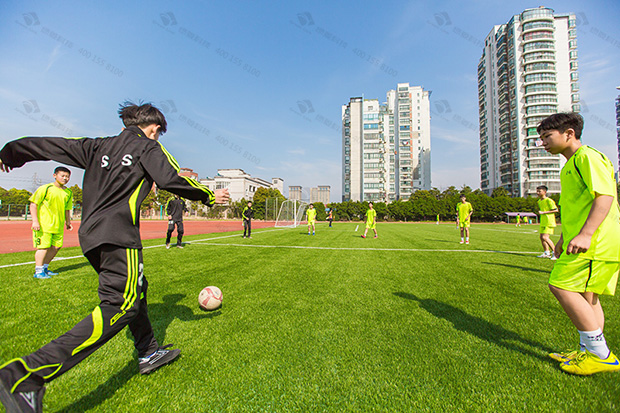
{"left": 536, "top": 185, "right": 548, "bottom": 192}
{"left": 118, "top": 101, "right": 167, "bottom": 134}
{"left": 54, "top": 166, "right": 71, "bottom": 175}
{"left": 536, "top": 112, "right": 583, "bottom": 139}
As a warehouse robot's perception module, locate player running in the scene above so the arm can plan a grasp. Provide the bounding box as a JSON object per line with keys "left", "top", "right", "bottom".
{"left": 362, "top": 202, "right": 378, "bottom": 239}
{"left": 536, "top": 185, "right": 558, "bottom": 260}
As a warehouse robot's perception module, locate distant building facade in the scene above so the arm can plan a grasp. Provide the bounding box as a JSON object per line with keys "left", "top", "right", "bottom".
{"left": 200, "top": 169, "right": 284, "bottom": 202}
{"left": 342, "top": 83, "right": 431, "bottom": 202}
{"left": 288, "top": 186, "right": 302, "bottom": 201}
{"left": 310, "top": 185, "right": 330, "bottom": 204}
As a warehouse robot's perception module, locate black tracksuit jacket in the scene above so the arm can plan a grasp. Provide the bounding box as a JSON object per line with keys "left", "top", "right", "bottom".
{"left": 0, "top": 126, "right": 215, "bottom": 253}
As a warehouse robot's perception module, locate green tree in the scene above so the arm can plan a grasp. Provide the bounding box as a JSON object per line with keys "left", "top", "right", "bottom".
{"left": 68, "top": 184, "right": 83, "bottom": 206}
{"left": 252, "top": 187, "right": 286, "bottom": 220}
{"left": 141, "top": 190, "right": 158, "bottom": 212}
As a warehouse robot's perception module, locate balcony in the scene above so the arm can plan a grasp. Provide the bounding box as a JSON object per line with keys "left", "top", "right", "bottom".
{"left": 521, "top": 8, "right": 554, "bottom": 23}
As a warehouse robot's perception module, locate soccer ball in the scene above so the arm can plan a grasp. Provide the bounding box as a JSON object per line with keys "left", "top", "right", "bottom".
{"left": 198, "top": 286, "right": 223, "bottom": 311}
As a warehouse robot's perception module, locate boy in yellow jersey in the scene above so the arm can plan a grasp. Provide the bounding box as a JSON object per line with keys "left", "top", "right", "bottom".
{"left": 456, "top": 195, "right": 472, "bottom": 244}
{"left": 536, "top": 185, "right": 558, "bottom": 260}
{"left": 538, "top": 112, "right": 620, "bottom": 375}
{"left": 362, "top": 202, "right": 377, "bottom": 238}
{"left": 306, "top": 203, "right": 316, "bottom": 235}
{"left": 29, "top": 166, "right": 73, "bottom": 279}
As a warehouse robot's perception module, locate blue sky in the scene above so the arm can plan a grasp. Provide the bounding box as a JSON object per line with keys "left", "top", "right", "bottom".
{"left": 1, "top": 0, "right": 618, "bottom": 201}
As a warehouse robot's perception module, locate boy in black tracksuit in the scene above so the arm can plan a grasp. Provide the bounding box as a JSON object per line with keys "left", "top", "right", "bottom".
{"left": 242, "top": 201, "right": 254, "bottom": 238}
{"left": 0, "top": 102, "right": 229, "bottom": 411}
{"left": 166, "top": 194, "right": 187, "bottom": 248}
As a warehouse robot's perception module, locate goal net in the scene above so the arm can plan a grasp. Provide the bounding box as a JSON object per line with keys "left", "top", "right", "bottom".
{"left": 275, "top": 200, "right": 308, "bottom": 228}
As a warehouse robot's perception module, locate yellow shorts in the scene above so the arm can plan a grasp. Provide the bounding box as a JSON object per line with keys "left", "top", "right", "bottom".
{"left": 308, "top": 220, "right": 315, "bottom": 226}
{"left": 539, "top": 226, "right": 555, "bottom": 235}
{"left": 366, "top": 222, "right": 376, "bottom": 229}
{"left": 549, "top": 254, "right": 619, "bottom": 296}
{"left": 459, "top": 220, "right": 470, "bottom": 228}
{"left": 33, "top": 230, "right": 64, "bottom": 249}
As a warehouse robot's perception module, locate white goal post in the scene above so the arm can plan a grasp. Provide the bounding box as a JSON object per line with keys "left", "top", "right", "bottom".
{"left": 275, "top": 200, "right": 308, "bottom": 228}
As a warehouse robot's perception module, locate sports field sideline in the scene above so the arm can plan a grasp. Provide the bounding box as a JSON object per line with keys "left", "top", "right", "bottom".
{"left": 1, "top": 222, "right": 618, "bottom": 412}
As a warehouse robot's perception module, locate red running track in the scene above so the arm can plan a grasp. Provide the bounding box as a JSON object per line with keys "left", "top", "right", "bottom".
{"left": 0, "top": 220, "right": 275, "bottom": 254}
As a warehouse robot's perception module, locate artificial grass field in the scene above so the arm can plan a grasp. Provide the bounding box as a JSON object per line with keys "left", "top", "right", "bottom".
{"left": 0, "top": 222, "right": 619, "bottom": 412}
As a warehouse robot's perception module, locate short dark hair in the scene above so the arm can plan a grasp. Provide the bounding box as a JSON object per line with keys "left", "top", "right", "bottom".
{"left": 536, "top": 112, "right": 583, "bottom": 139}
{"left": 118, "top": 101, "right": 167, "bottom": 134}
{"left": 54, "top": 166, "right": 71, "bottom": 175}
{"left": 536, "top": 185, "right": 548, "bottom": 192}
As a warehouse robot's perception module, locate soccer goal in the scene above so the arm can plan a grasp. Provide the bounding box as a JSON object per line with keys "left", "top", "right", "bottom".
{"left": 275, "top": 200, "right": 308, "bottom": 228}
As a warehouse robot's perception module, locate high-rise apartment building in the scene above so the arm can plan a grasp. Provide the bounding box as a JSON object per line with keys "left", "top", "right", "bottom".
{"left": 478, "top": 6, "right": 579, "bottom": 197}
{"left": 342, "top": 83, "right": 431, "bottom": 202}
{"left": 616, "top": 86, "right": 620, "bottom": 179}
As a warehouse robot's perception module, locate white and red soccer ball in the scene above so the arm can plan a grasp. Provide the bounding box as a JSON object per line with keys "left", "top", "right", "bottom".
{"left": 198, "top": 286, "right": 223, "bottom": 311}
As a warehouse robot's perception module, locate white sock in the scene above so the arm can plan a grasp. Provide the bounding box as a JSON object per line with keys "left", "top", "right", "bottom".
{"left": 466, "top": 237, "right": 469, "bottom": 241}
{"left": 461, "top": 237, "right": 464, "bottom": 241}
{"left": 35, "top": 265, "right": 45, "bottom": 274}
{"left": 579, "top": 329, "right": 610, "bottom": 359}
{"left": 43, "top": 263, "right": 49, "bottom": 270}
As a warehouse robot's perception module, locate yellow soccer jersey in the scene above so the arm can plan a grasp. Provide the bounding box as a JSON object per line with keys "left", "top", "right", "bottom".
{"left": 538, "top": 197, "right": 557, "bottom": 227}
{"left": 307, "top": 208, "right": 317, "bottom": 222}
{"left": 456, "top": 202, "right": 472, "bottom": 223}
{"left": 29, "top": 183, "right": 73, "bottom": 234}
{"left": 366, "top": 208, "right": 376, "bottom": 224}
{"left": 559, "top": 146, "right": 620, "bottom": 262}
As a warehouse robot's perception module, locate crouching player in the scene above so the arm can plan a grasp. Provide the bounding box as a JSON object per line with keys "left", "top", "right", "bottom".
{"left": 539, "top": 112, "right": 620, "bottom": 375}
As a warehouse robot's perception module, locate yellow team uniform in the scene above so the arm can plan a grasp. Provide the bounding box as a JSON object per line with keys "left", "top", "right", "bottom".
{"left": 456, "top": 202, "right": 472, "bottom": 228}
{"left": 29, "top": 183, "right": 73, "bottom": 249}
{"left": 549, "top": 146, "right": 620, "bottom": 295}
{"left": 538, "top": 197, "right": 557, "bottom": 235}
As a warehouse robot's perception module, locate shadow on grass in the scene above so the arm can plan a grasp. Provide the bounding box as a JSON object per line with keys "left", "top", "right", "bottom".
{"left": 481, "top": 261, "right": 550, "bottom": 274}
{"left": 133, "top": 293, "right": 221, "bottom": 346}
{"left": 394, "top": 292, "right": 554, "bottom": 361}
{"left": 51, "top": 260, "right": 92, "bottom": 273}
{"left": 58, "top": 294, "right": 218, "bottom": 411}
{"left": 56, "top": 360, "right": 136, "bottom": 413}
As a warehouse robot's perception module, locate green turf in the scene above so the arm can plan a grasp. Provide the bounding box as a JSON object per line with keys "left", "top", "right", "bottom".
{"left": 1, "top": 222, "right": 619, "bottom": 412}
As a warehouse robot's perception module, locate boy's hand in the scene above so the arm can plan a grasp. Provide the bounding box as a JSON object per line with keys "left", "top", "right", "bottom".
{"left": 32, "top": 222, "right": 40, "bottom": 231}
{"left": 214, "top": 188, "right": 230, "bottom": 204}
{"left": 565, "top": 233, "right": 591, "bottom": 255}
{"left": 0, "top": 159, "right": 12, "bottom": 173}
{"left": 554, "top": 235, "right": 564, "bottom": 258}
{"left": 66, "top": 222, "right": 73, "bottom": 230}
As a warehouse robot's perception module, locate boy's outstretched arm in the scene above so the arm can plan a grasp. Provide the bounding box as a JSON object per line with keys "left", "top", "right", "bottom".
{"left": 565, "top": 194, "right": 614, "bottom": 255}
{"left": 0, "top": 137, "right": 92, "bottom": 170}
{"left": 140, "top": 142, "right": 226, "bottom": 205}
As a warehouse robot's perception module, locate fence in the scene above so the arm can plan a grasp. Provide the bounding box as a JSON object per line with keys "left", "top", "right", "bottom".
{"left": 0, "top": 204, "right": 82, "bottom": 220}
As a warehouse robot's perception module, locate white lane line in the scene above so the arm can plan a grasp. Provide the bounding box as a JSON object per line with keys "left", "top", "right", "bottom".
{"left": 0, "top": 228, "right": 284, "bottom": 269}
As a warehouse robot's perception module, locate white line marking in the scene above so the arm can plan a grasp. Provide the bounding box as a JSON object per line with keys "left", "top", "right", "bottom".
{"left": 0, "top": 228, "right": 284, "bottom": 269}
{"left": 354, "top": 225, "right": 359, "bottom": 232}
{"left": 190, "top": 242, "right": 540, "bottom": 255}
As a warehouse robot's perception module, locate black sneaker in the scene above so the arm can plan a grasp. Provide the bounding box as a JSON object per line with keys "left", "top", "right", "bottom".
{"left": 0, "top": 377, "right": 45, "bottom": 413}
{"left": 138, "top": 345, "right": 181, "bottom": 375}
